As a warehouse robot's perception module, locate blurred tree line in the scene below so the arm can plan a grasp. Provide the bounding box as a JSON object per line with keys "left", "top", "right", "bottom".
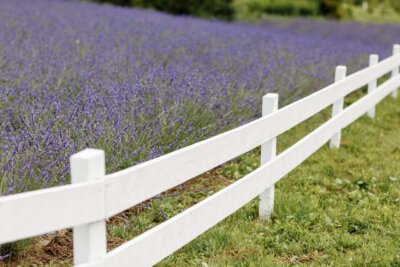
{"left": 93, "top": 0, "right": 235, "bottom": 20}
{"left": 234, "top": 0, "right": 400, "bottom": 21}
{"left": 92, "top": 0, "right": 400, "bottom": 22}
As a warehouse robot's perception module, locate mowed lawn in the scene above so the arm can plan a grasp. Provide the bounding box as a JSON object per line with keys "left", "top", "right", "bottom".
{"left": 2, "top": 94, "right": 399, "bottom": 266}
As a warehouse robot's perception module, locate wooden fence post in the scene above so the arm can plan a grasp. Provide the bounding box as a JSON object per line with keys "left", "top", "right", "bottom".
{"left": 368, "top": 54, "right": 379, "bottom": 119}
{"left": 259, "top": 93, "right": 278, "bottom": 221}
{"left": 70, "top": 149, "right": 107, "bottom": 265}
{"left": 329, "top": 66, "right": 347, "bottom": 149}
{"left": 391, "top": 44, "right": 400, "bottom": 98}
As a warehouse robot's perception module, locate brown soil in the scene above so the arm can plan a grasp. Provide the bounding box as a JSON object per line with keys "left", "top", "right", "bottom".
{"left": 0, "top": 231, "right": 72, "bottom": 266}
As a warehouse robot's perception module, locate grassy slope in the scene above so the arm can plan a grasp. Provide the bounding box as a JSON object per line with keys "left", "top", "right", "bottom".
{"left": 2, "top": 93, "right": 399, "bottom": 266}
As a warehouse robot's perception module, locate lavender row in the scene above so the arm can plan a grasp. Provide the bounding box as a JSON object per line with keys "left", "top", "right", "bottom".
{"left": 0, "top": 0, "right": 399, "bottom": 194}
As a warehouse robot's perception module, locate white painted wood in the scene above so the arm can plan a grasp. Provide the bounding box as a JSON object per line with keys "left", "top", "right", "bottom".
{"left": 330, "top": 66, "right": 347, "bottom": 149}
{"left": 82, "top": 75, "right": 400, "bottom": 267}
{"left": 104, "top": 53, "right": 400, "bottom": 217}
{"left": 391, "top": 44, "right": 400, "bottom": 98}
{"left": 367, "top": 54, "right": 379, "bottom": 118}
{"left": 0, "top": 181, "right": 103, "bottom": 244}
{"left": 71, "top": 149, "right": 107, "bottom": 265}
{"left": 259, "top": 93, "right": 278, "bottom": 221}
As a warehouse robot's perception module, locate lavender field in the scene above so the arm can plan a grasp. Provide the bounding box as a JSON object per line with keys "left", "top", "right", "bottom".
{"left": 1, "top": 0, "right": 399, "bottom": 195}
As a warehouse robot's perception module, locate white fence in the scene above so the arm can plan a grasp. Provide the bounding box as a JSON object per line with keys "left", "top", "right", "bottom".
{"left": 1, "top": 44, "right": 400, "bottom": 266}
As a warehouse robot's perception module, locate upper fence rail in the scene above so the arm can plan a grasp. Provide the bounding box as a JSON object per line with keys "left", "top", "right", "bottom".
{"left": 0, "top": 44, "right": 399, "bottom": 267}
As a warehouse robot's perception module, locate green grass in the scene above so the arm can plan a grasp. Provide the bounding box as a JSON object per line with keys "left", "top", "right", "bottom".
{"left": 104, "top": 92, "right": 400, "bottom": 267}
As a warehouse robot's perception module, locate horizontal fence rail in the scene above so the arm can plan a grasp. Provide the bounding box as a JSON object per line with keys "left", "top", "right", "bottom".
{"left": 0, "top": 181, "right": 104, "bottom": 244}
{"left": 1, "top": 44, "right": 399, "bottom": 266}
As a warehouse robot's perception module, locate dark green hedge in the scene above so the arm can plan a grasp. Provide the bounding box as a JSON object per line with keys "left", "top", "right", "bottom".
{"left": 248, "top": 0, "right": 320, "bottom": 17}
{"left": 94, "top": 0, "right": 234, "bottom": 20}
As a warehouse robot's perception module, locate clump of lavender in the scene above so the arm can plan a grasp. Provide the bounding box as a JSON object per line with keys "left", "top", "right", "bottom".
{"left": 0, "top": 0, "right": 399, "bottom": 194}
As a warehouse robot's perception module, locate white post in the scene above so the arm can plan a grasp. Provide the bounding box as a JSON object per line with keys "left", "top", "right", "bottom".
{"left": 367, "top": 54, "right": 379, "bottom": 119}
{"left": 259, "top": 93, "right": 278, "bottom": 221}
{"left": 329, "top": 66, "right": 347, "bottom": 149}
{"left": 391, "top": 44, "right": 400, "bottom": 98}
{"left": 71, "top": 149, "right": 107, "bottom": 265}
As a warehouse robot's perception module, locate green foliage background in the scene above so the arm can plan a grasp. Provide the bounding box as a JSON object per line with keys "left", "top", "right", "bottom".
{"left": 92, "top": 0, "right": 400, "bottom": 22}
{"left": 93, "top": 0, "right": 235, "bottom": 20}
{"left": 234, "top": 0, "right": 400, "bottom": 21}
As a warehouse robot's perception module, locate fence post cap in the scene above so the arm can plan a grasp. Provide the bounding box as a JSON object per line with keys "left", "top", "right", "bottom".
{"left": 70, "top": 149, "right": 105, "bottom": 184}
{"left": 369, "top": 54, "right": 379, "bottom": 60}
{"left": 263, "top": 93, "right": 279, "bottom": 99}
{"left": 393, "top": 44, "right": 400, "bottom": 54}
{"left": 336, "top": 65, "right": 347, "bottom": 71}
{"left": 335, "top": 65, "right": 347, "bottom": 82}
{"left": 71, "top": 149, "right": 104, "bottom": 160}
